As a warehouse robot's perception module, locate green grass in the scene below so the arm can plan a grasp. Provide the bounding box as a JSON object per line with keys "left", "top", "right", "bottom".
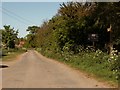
{"left": 1, "top": 49, "right": 26, "bottom": 61}
{"left": 38, "top": 49, "right": 119, "bottom": 87}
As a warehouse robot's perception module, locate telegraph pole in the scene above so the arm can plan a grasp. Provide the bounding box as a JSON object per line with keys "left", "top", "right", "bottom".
{"left": 107, "top": 24, "right": 112, "bottom": 55}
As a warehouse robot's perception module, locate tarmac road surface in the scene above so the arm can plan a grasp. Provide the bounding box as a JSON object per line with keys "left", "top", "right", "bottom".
{"left": 2, "top": 50, "right": 112, "bottom": 88}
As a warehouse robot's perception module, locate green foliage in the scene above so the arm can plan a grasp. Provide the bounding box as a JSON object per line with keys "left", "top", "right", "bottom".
{"left": 38, "top": 48, "right": 119, "bottom": 85}
{"left": 26, "top": 26, "right": 39, "bottom": 34}
{"left": 27, "top": 2, "right": 120, "bottom": 85}
{"left": 34, "top": 2, "right": 120, "bottom": 53}
{"left": 94, "top": 2, "right": 120, "bottom": 45}
{"left": 50, "top": 2, "right": 119, "bottom": 52}
{"left": 108, "top": 49, "right": 120, "bottom": 80}
{"left": 2, "top": 48, "right": 26, "bottom": 61}
{"left": 25, "top": 26, "right": 39, "bottom": 48}
{"left": 2, "top": 25, "right": 19, "bottom": 49}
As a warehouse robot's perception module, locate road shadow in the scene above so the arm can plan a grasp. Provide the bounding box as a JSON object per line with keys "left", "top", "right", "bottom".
{"left": 0, "top": 65, "right": 9, "bottom": 68}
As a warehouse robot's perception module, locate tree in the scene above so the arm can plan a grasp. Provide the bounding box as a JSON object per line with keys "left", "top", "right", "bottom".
{"left": 25, "top": 26, "right": 39, "bottom": 48}
{"left": 52, "top": 2, "right": 96, "bottom": 52}
{"left": 0, "top": 30, "right": 2, "bottom": 49}
{"left": 2, "top": 25, "right": 19, "bottom": 49}
{"left": 88, "top": 2, "right": 120, "bottom": 51}
{"left": 26, "top": 26, "right": 39, "bottom": 35}
{"left": 27, "top": 2, "right": 120, "bottom": 53}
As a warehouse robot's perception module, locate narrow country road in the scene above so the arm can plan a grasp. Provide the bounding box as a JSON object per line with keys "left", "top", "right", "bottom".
{"left": 2, "top": 50, "right": 112, "bottom": 88}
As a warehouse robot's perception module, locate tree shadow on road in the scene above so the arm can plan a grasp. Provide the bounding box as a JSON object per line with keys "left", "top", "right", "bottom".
{"left": 0, "top": 65, "right": 9, "bottom": 68}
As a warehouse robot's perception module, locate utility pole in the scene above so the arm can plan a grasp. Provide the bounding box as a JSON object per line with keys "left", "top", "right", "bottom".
{"left": 107, "top": 24, "right": 112, "bottom": 55}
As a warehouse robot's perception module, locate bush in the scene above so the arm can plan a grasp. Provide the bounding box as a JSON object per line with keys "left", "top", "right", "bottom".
{"left": 2, "top": 49, "right": 8, "bottom": 56}
{"left": 39, "top": 47, "right": 119, "bottom": 84}
{"left": 108, "top": 49, "right": 120, "bottom": 80}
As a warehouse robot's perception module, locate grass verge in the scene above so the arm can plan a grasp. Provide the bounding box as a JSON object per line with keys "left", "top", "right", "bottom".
{"left": 37, "top": 48, "right": 119, "bottom": 87}
{"left": 1, "top": 49, "right": 26, "bottom": 61}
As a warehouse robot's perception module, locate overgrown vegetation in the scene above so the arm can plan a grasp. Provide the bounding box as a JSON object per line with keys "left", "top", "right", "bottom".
{"left": 2, "top": 48, "right": 26, "bottom": 61}
{"left": 0, "top": 25, "right": 26, "bottom": 60}
{"left": 36, "top": 47, "right": 119, "bottom": 86}
{"left": 25, "top": 26, "right": 39, "bottom": 48}
{"left": 0, "top": 1, "right": 119, "bottom": 86}
{"left": 2, "top": 25, "right": 19, "bottom": 49}
{"left": 34, "top": 2, "right": 120, "bottom": 52}
{"left": 22, "top": 2, "right": 120, "bottom": 86}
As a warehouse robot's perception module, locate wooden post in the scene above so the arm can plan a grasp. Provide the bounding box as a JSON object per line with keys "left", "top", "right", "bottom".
{"left": 107, "top": 24, "right": 112, "bottom": 55}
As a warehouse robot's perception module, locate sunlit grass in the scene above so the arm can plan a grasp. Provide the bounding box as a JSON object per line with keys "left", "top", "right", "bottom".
{"left": 2, "top": 49, "right": 26, "bottom": 61}
{"left": 38, "top": 48, "right": 119, "bottom": 87}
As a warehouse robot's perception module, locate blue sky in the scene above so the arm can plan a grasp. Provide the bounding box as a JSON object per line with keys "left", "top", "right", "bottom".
{"left": 2, "top": 2, "right": 63, "bottom": 37}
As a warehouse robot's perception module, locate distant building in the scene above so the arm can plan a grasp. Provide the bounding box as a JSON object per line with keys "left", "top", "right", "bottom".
{"left": 16, "top": 41, "right": 25, "bottom": 48}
